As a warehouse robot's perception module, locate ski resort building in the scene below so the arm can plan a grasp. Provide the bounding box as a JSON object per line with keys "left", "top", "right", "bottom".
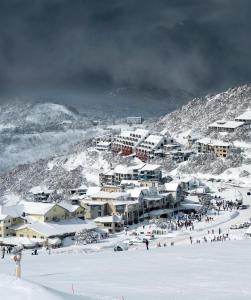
{"left": 99, "top": 162, "right": 162, "bottom": 186}
{"left": 208, "top": 120, "right": 244, "bottom": 132}
{"left": 29, "top": 186, "right": 54, "bottom": 202}
{"left": 111, "top": 128, "right": 149, "bottom": 156}
{"left": 235, "top": 110, "right": 251, "bottom": 126}
{"left": 135, "top": 134, "right": 168, "bottom": 161}
{"left": 169, "top": 149, "right": 195, "bottom": 162}
{"left": 80, "top": 200, "right": 108, "bottom": 219}
{"left": 126, "top": 116, "right": 144, "bottom": 124}
{"left": 94, "top": 215, "right": 124, "bottom": 233}
{"left": 197, "top": 138, "right": 231, "bottom": 158}
{"left": 95, "top": 141, "right": 111, "bottom": 152}
{"left": 0, "top": 206, "right": 25, "bottom": 238}
{"left": 13, "top": 219, "right": 96, "bottom": 246}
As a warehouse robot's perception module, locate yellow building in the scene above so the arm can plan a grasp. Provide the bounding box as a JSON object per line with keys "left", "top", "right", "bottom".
{"left": 23, "top": 202, "right": 84, "bottom": 222}
{"left": 197, "top": 138, "right": 231, "bottom": 158}
{"left": 0, "top": 205, "right": 25, "bottom": 238}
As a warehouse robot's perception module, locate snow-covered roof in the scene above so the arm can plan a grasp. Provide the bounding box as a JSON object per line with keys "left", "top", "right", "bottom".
{"left": 0, "top": 204, "right": 24, "bottom": 218}
{"left": 23, "top": 202, "right": 55, "bottom": 215}
{"left": 184, "top": 195, "right": 200, "bottom": 204}
{"left": 134, "top": 128, "right": 149, "bottom": 137}
{"left": 197, "top": 138, "right": 231, "bottom": 147}
{"left": 14, "top": 219, "right": 96, "bottom": 237}
{"left": 95, "top": 215, "right": 123, "bottom": 223}
{"left": 0, "top": 236, "right": 44, "bottom": 246}
{"left": 91, "top": 191, "right": 129, "bottom": 200}
{"left": 57, "top": 202, "right": 81, "bottom": 213}
{"left": 104, "top": 169, "right": 115, "bottom": 176}
{"left": 144, "top": 134, "right": 163, "bottom": 145}
{"left": 209, "top": 120, "right": 244, "bottom": 129}
{"left": 96, "top": 141, "right": 111, "bottom": 146}
{"left": 86, "top": 186, "right": 102, "bottom": 196}
{"left": 120, "top": 180, "right": 141, "bottom": 186}
{"left": 29, "top": 186, "right": 53, "bottom": 194}
{"left": 112, "top": 200, "right": 138, "bottom": 206}
{"left": 140, "top": 164, "right": 161, "bottom": 172}
{"left": 0, "top": 214, "right": 9, "bottom": 221}
{"left": 120, "top": 130, "right": 132, "bottom": 138}
{"left": 164, "top": 181, "right": 180, "bottom": 192}
{"left": 235, "top": 110, "right": 251, "bottom": 121}
{"left": 125, "top": 187, "right": 146, "bottom": 198}
{"left": 81, "top": 200, "right": 108, "bottom": 206}
{"left": 114, "top": 164, "right": 132, "bottom": 174}
{"left": 144, "top": 197, "right": 162, "bottom": 201}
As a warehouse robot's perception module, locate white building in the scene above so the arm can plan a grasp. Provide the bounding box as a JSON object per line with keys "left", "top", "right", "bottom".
{"left": 235, "top": 110, "right": 251, "bottom": 126}
{"left": 136, "top": 134, "right": 167, "bottom": 161}
{"left": 208, "top": 120, "right": 244, "bottom": 132}
{"left": 127, "top": 117, "right": 144, "bottom": 125}
{"left": 95, "top": 141, "right": 111, "bottom": 152}
{"left": 112, "top": 128, "right": 149, "bottom": 156}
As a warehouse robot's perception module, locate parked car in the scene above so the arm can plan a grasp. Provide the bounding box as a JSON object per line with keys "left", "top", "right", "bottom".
{"left": 243, "top": 222, "right": 251, "bottom": 228}
{"left": 230, "top": 224, "right": 243, "bottom": 230}
{"left": 114, "top": 243, "right": 128, "bottom": 251}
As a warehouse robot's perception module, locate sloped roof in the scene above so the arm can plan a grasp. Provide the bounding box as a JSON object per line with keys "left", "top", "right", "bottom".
{"left": 209, "top": 120, "right": 244, "bottom": 129}
{"left": 95, "top": 215, "right": 123, "bottom": 223}
{"left": 164, "top": 181, "right": 180, "bottom": 192}
{"left": 15, "top": 219, "right": 96, "bottom": 237}
{"left": 235, "top": 110, "right": 251, "bottom": 121}
{"left": 86, "top": 186, "right": 102, "bottom": 196}
{"left": 23, "top": 202, "right": 55, "bottom": 215}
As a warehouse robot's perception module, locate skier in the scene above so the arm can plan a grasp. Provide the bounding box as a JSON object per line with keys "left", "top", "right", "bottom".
{"left": 1, "top": 246, "right": 6, "bottom": 259}
{"left": 145, "top": 239, "right": 149, "bottom": 250}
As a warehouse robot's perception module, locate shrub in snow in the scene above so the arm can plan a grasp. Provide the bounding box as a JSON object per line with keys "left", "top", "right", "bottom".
{"left": 239, "top": 170, "right": 250, "bottom": 177}
{"left": 75, "top": 229, "right": 99, "bottom": 245}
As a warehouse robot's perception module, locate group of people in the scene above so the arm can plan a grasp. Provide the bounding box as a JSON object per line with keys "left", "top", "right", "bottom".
{"left": 1, "top": 246, "right": 13, "bottom": 259}
{"left": 189, "top": 227, "right": 230, "bottom": 245}
{"left": 215, "top": 199, "right": 240, "bottom": 211}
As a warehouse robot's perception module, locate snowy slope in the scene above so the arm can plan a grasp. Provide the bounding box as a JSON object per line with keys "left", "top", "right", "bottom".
{"left": 157, "top": 84, "right": 251, "bottom": 136}
{"left": 1, "top": 241, "right": 251, "bottom": 299}
{"left": 0, "top": 274, "right": 92, "bottom": 300}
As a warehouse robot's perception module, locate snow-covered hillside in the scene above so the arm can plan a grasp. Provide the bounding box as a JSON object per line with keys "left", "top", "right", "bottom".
{"left": 157, "top": 84, "right": 251, "bottom": 136}
{"left": 0, "top": 100, "right": 99, "bottom": 175}
{"left": 0, "top": 145, "right": 114, "bottom": 198}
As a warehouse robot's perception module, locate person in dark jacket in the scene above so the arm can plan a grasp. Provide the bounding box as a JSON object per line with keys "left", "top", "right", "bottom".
{"left": 145, "top": 239, "right": 149, "bottom": 250}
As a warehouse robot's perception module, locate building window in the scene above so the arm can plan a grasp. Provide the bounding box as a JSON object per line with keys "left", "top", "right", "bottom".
{"left": 33, "top": 235, "right": 37, "bottom": 238}
{"left": 20, "top": 234, "right": 24, "bottom": 237}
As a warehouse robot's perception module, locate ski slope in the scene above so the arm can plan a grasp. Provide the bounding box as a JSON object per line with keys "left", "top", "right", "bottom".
{"left": 0, "top": 274, "right": 92, "bottom": 300}
{"left": 1, "top": 240, "right": 251, "bottom": 299}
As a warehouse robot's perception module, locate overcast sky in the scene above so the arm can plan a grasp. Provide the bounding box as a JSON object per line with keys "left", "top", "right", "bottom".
{"left": 0, "top": 0, "right": 250, "bottom": 108}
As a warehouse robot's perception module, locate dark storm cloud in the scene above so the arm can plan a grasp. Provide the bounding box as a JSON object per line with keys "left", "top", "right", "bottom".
{"left": 0, "top": 0, "right": 251, "bottom": 100}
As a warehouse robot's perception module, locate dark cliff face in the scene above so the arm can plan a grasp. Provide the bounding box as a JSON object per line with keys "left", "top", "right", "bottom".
{"left": 0, "top": 0, "right": 251, "bottom": 111}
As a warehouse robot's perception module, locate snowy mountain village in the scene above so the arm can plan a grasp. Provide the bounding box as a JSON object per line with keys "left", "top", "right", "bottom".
{"left": 1, "top": 108, "right": 251, "bottom": 253}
